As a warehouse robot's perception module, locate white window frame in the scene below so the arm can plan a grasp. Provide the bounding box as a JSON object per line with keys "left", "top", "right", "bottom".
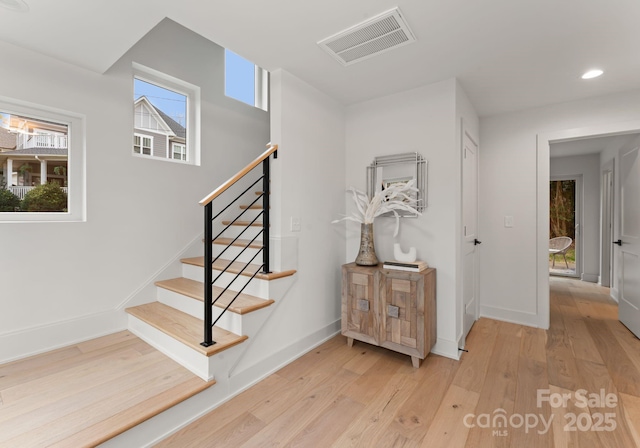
{"left": 0, "top": 96, "right": 86, "bottom": 223}
{"left": 132, "top": 62, "right": 201, "bottom": 165}
{"left": 255, "top": 66, "right": 269, "bottom": 112}
{"left": 134, "top": 133, "right": 153, "bottom": 156}
{"left": 172, "top": 142, "right": 186, "bottom": 161}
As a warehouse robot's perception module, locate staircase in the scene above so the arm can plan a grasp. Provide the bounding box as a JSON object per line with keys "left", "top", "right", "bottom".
{"left": 125, "top": 145, "right": 295, "bottom": 381}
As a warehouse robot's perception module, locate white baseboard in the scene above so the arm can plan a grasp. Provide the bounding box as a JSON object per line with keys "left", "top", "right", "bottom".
{"left": 229, "top": 319, "right": 341, "bottom": 386}
{"left": 0, "top": 310, "right": 126, "bottom": 364}
{"left": 480, "top": 305, "right": 540, "bottom": 328}
{"left": 581, "top": 273, "right": 599, "bottom": 283}
{"left": 611, "top": 287, "right": 620, "bottom": 303}
{"left": 432, "top": 338, "right": 460, "bottom": 360}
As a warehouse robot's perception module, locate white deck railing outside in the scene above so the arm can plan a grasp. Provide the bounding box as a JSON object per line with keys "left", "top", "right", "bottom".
{"left": 8, "top": 186, "right": 68, "bottom": 199}
{"left": 18, "top": 134, "right": 68, "bottom": 149}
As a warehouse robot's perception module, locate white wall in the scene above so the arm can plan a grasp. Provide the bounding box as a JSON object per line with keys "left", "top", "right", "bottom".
{"left": 345, "top": 78, "right": 469, "bottom": 358}
{"left": 549, "top": 153, "right": 600, "bottom": 282}
{"left": 0, "top": 19, "right": 270, "bottom": 361}
{"left": 231, "top": 69, "right": 346, "bottom": 371}
{"left": 480, "top": 88, "right": 640, "bottom": 327}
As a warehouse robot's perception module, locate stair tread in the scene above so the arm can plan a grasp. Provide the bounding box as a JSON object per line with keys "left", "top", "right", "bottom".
{"left": 240, "top": 204, "right": 264, "bottom": 210}
{"left": 221, "top": 220, "right": 264, "bottom": 227}
{"left": 155, "top": 277, "right": 275, "bottom": 314}
{"left": 181, "top": 256, "right": 296, "bottom": 281}
{"left": 212, "top": 237, "right": 263, "bottom": 249}
{"left": 126, "top": 302, "right": 247, "bottom": 357}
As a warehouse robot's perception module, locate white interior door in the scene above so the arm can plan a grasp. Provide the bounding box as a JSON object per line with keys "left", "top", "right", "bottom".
{"left": 618, "top": 145, "right": 640, "bottom": 338}
{"left": 462, "top": 129, "right": 479, "bottom": 341}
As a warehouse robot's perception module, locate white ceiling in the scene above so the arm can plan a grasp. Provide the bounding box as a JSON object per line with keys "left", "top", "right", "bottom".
{"left": 1, "top": 0, "right": 639, "bottom": 117}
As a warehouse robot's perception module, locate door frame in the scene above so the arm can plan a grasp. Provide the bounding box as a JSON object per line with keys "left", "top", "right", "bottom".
{"left": 536, "top": 121, "right": 640, "bottom": 329}
{"left": 549, "top": 175, "right": 582, "bottom": 278}
{"left": 600, "top": 161, "right": 615, "bottom": 288}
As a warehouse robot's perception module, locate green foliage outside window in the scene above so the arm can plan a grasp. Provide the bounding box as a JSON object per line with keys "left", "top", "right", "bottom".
{"left": 550, "top": 180, "right": 575, "bottom": 240}
{"left": 21, "top": 182, "right": 67, "bottom": 212}
{"left": 0, "top": 184, "right": 21, "bottom": 211}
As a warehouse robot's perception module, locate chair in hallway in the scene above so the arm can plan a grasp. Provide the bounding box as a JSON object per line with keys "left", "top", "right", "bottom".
{"left": 549, "top": 236, "right": 572, "bottom": 269}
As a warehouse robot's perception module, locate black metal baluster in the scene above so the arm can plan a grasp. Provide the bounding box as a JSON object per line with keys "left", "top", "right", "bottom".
{"left": 262, "top": 156, "right": 271, "bottom": 274}
{"left": 201, "top": 202, "right": 215, "bottom": 347}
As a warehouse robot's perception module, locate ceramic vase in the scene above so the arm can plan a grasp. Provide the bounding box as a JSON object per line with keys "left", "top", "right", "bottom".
{"left": 355, "top": 223, "right": 378, "bottom": 265}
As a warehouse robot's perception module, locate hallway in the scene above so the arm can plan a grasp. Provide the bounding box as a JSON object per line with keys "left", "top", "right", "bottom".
{"left": 544, "top": 276, "right": 640, "bottom": 447}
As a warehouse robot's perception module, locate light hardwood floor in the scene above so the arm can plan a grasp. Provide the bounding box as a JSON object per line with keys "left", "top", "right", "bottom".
{"left": 156, "top": 277, "right": 640, "bottom": 447}
{"left": 0, "top": 331, "right": 213, "bottom": 447}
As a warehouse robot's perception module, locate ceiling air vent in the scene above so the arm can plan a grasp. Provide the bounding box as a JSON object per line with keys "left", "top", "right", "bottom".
{"left": 318, "top": 7, "right": 416, "bottom": 66}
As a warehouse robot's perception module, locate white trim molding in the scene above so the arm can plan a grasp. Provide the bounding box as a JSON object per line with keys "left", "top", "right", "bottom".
{"left": 0, "top": 310, "right": 126, "bottom": 364}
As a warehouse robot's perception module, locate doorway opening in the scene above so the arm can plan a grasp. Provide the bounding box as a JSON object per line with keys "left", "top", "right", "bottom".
{"left": 549, "top": 178, "right": 579, "bottom": 277}
{"left": 537, "top": 123, "right": 640, "bottom": 330}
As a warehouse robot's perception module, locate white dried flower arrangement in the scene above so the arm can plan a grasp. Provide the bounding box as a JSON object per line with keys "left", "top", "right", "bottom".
{"left": 332, "top": 179, "right": 421, "bottom": 237}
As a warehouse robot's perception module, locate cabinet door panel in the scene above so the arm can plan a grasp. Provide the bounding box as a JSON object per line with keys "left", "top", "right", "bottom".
{"left": 342, "top": 267, "right": 378, "bottom": 345}
{"left": 380, "top": 272, "right": 423, "bottom": 358}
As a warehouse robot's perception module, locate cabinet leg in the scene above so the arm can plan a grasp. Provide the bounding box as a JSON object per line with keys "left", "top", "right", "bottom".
{"left": 347, "top": 337, "right": 354, "bottom": 348}
{"left": 411, "top": 356, "right": 422, "bottom": 368}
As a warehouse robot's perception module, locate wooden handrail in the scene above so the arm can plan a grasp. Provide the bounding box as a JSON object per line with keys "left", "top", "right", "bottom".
{"left": 199, "top": 144, "right": 278, "bottom": 206}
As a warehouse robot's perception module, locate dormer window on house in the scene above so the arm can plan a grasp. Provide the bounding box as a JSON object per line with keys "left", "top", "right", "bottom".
{"left": 132, "top": 63, "right": 201, "bottom": 165}
{"left": 133, "top": 133, "right": 153, "bottom": 156}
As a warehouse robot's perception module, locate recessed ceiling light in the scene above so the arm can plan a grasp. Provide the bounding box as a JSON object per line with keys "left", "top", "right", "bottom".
{"left": 0, "top": 0, "right": 28, "bottom": 12}
{"left": 581, "top": 69, "right": 603, "bottom": 80}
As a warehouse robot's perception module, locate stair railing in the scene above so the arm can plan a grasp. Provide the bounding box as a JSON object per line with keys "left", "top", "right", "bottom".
{"left": 199, "top": 144, "right": 277, "bottom": 347}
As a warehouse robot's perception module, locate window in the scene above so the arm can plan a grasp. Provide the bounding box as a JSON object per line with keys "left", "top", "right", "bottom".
{"left": 0, "top": 98, "right": 85, "bottom": 222}
{"left": 224, "top": 49, "right": 268, "bottom": 111}
{"left": 132, "top": 63, "right": 200, "bottom": 165}
{"left": 172, "top": 143, "right": 186, "bottom": 161}
{"left": 134, "top": 134, "right": 153, "bottom": 156}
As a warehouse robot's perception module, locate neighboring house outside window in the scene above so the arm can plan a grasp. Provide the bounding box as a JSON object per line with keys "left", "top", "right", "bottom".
{"left": 133, "top": 96, "right": 186, "bottom": 161}
{"left": 0, "top": 115, "right": 69, "bottom": 195}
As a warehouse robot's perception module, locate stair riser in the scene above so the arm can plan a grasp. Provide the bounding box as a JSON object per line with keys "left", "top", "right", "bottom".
{"left": 128, "top": 315, "right": 214, "bottom": 381}
{"left": 228, "top": 208, "right": 263, "bottom": 222}
{"left": 219, "top": 225, "right": 263, "bottom": 241}
{"left": 156, "top": 288, "right": 244, "bottom": 334}
{"left": 212, "top": 244, "right": 262, "bottom": 264}
{"left": 182, "top": 263, "right": 270, "bottom": 299}
{"left": 128, "top": 315, "right": 248, "bottom": 383}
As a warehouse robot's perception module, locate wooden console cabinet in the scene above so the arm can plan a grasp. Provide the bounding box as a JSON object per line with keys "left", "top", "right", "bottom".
{"left": 341, "top": 263, "right": 436, "bottom": 368}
